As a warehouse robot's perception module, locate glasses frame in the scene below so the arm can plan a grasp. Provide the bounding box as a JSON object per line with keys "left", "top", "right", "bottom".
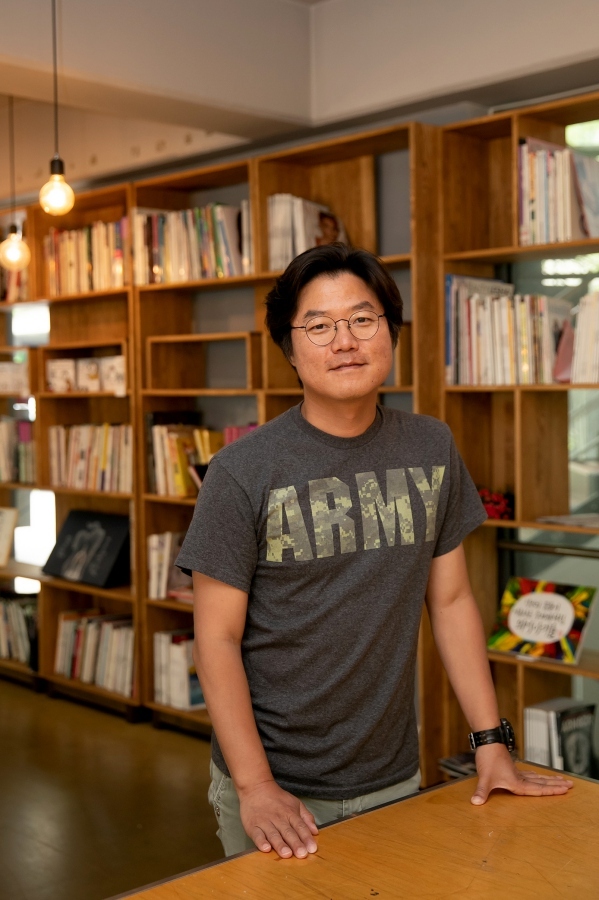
{"left": 291, "top": 312, "right": 386, "bottom": 346}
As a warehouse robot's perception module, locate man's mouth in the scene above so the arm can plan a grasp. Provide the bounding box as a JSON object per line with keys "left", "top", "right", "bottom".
{"left": 331, "top": 361, "right": 365, "bottom": 371}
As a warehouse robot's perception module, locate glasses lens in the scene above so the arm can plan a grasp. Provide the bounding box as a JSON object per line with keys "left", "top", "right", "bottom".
{"left": 348, "top": 311, "right": 379, "bottom": 339}
{"left": 305, "top": 316, "right": 336, "bottom": 345}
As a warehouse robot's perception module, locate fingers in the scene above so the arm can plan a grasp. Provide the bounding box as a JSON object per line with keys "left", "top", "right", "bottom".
{"left": 262, "top": 817, "right": 318, "bottom": 859}
{"left": 518, "top": 772, "right": 573, "bottom": 787}
{"left": 470, "top": 780, "right": 491, "bottom": 806}
{"left": 299, "top": 801, "right": 319, "bottom": 836}
{"left": 250, "top": 827, "right": 272, "bottom": 853}
{"left": 513, "top": 781, "right": 571, "bottom": 797}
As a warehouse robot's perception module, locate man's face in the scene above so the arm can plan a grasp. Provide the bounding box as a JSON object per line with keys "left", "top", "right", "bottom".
{"left": 289, "top": 272, "right": 393, "bottom": 402}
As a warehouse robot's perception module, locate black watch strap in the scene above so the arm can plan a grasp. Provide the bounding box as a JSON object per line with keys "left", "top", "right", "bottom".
{"left": 468, "top": 718, "right": 515, "bottom": 752}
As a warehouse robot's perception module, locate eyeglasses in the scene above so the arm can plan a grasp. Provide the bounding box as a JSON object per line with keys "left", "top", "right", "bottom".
{"left": 291, "top": 311, "right": 386, "bottom": 346}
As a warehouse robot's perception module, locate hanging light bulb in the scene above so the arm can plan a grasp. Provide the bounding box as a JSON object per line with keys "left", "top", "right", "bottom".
{"left": 39, "top": 0, "right": 74, "bottom": 216}
{"left": 0, "top": 97, "right": 31, "bottom": 273}
{"left": 39, "top": 156, "right": 75, "bottom": 215}
{"left": 0, "top": 226, "right": 31, "bottom": 272}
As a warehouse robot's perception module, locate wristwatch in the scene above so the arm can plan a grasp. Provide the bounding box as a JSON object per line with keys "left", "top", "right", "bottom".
{"left": 468, "top": 718, "right": 515, "bottom": 752}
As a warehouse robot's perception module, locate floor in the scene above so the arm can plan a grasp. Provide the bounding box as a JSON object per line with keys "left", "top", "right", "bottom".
{"left": 0, "top": 677, "right": 223, "bottom": 900}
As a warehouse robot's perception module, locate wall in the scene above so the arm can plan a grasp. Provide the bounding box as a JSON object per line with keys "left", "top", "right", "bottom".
{"left": 311, "top": 0, "right": 599, "bottom": 123}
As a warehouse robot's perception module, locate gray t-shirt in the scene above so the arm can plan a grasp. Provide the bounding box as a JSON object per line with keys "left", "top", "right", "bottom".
{"left": 176, "top": 404, "right": 486, "bottom": 799}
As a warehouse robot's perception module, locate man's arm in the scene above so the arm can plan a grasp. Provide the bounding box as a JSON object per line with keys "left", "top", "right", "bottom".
{"left": 425, "top": 544, "right": 573, "bottom": 804}
{"left": 192, "top": 571, "right": 318, "bottom": 857}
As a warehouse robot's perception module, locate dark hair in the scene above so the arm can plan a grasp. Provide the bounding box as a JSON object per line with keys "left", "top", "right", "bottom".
{"left": 265, "top": 243, "right": 403, "bottom": 361}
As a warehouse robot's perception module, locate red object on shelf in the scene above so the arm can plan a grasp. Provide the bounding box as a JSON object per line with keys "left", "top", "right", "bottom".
{"left": 478, "top": 487, "right": 514, "bottom": 520}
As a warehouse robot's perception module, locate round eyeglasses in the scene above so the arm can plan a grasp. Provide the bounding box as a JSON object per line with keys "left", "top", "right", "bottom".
{"left": 291, "top": 311, "right": 385, "bottom": 346}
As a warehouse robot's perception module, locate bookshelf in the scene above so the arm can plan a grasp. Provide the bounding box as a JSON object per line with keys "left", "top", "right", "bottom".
{"left": 22, "top": 185, "right": 141, "bottom": 717}
{"left": 440, "top": 89, "right": 599, "bottom": 763}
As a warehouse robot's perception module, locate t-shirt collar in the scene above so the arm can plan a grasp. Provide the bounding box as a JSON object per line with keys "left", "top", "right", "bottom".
{"left": 290, "top": 402, "right": 384, "bottom": 449}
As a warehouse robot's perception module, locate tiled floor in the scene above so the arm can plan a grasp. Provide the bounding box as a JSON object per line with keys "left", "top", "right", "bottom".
{"left": 0, "top": 678, "right": 223, "bottom": 900}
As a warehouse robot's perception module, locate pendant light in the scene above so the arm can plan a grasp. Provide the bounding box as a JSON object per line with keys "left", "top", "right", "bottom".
{"left": 38, "top": 0, "right": 74, "bottom": 216}
{"left": 0, "top": 97, "right": 31, "bottom": 273}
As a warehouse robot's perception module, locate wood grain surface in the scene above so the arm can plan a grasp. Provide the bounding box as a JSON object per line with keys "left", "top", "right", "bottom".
{"left": 121, "top": 766, "right": 599, "bottom": 899}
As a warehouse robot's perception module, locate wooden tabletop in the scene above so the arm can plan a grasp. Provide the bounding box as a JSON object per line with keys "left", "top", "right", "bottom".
{"left": 119, "top": 766, "right": 599, "bottom": 899}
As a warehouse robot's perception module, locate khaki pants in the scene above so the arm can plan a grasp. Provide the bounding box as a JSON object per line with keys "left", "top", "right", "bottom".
{"left": 208, "top": 759, "right": 421, "bottom": 857}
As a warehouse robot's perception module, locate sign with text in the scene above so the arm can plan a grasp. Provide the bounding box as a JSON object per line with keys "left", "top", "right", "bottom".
{"left": 487, "top": 577, "right": 596, "bottom": 665}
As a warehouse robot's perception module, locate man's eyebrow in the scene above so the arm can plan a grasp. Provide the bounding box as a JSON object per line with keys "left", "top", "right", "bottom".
{"left": 301, "top": 300, "right": 377, "bottom": 321}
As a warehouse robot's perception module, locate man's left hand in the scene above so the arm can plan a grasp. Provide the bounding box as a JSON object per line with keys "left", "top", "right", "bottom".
{"left": 471, "top": 743, "right": 573, "bottom": 805}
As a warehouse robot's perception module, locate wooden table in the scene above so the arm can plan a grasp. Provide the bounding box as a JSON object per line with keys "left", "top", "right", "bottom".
{"left": 118, "top": 767, "right": 599, "bottom": 899}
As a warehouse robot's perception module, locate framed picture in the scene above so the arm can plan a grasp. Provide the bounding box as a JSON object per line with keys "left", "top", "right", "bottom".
{"left": 0, "top": 507, "right": 18, "bottom": 568}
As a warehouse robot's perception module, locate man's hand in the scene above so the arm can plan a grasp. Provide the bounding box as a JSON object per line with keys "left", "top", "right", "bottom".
{"left": 239, "top": 779, "right": 319, "bottom": 858}
{"left": 471, "top": 743, "right": 573, "bottom": 805}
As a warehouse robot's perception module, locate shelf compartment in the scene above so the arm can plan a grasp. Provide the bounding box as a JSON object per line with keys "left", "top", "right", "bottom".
{"left": 39, "top": 339, "right": 128, "bottom": 395}
{"left": 517, "top": 390, "right": 569, "bottom": 522}
{"left": 445, "top": 389, "right": 516, "bottom": 513}
{"left": 442, "top": 115, "right": 514, "bottom": 254}
{"left": 262, "top": 333, "right": 298, "bottom": 390}
{"left": 146, "top": 331, "right": 262, "bottom": 392}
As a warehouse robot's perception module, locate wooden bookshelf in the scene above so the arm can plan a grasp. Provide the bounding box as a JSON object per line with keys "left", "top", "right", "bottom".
{"left": 440, "top": 89, "right": 599, "bottom": 764}
{"left": 21, "top": 184, "right": 141, "bottom": 712}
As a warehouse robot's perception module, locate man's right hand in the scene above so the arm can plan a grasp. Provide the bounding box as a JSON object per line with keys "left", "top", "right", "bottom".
{"left": 238, "top": 779, "right": 319, "bottom": 858}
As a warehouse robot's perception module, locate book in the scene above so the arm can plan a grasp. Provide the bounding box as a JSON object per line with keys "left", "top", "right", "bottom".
{"left": 147, "top": 531, "right": 192, "bottom": 600}
{"left": 144, "top": 411, "right": 202, "bottom": 495}
{"left": 99, "top": 355, "right": 127, "bottom": 396}
{"left": 0, "top": 361, "right": 30, "bottom": 396}
{"left": 536, "top": 513, "right": 599, "bottom": 528}
{"left": 572, "top": 151, "right": 599, "bottom": 238}
{"left": 0, "top": 507, "right": 18, "bottom": 568}
{"left": 75, "top": 358, "right": 101, "bottom": 393}
{"left": 437, "top": 752, "right": 477, "bottom": 779}
{"left": 48, "top": 424, "right": 133, "bottom": 493}
{"left": 487, "top": 577, "right": 597, "bottom": 665}
{"left": 43, "top": 510, "right": 130, "bottom": 588}
{"left": 519, "top": 138, "right": 587, "bottom": 245}
{"left": 46, "top": 359, "right": 76, "bottom": 393}
{"left": 132, "top": 203, "right": 249, "bottom": 285}
{"left": 43, "top": 219, "right": 129, "bottom": 296}
{"left": 524, "top": 698, "right": 596, "bottom": 776}
{"left": 0, "top": 418, "right": 35, "bottom": 484}
{"left": 268, "top": 194, "right": 349, "bottom": 271}
{"left": 0, "top": 589, "right": 38, "bottom": 668}
{"left": 153, "top": 629, "right": 205, "bottom": 710}
{"left": 55, "top": 610, "right": 134, "bottom": 696}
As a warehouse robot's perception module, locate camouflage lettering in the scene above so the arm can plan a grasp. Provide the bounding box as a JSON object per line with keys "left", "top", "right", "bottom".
{"left": 408, "top": 466, "right": 445, "bottom": 541}
{"left": 356, "top": 469, "right": 415, "bottom": 549}
{"left": 266, "top": 486, "right": 313, "bottom": 563}
{"left": 309, "top": 477, "right": 356, "bottom": 558}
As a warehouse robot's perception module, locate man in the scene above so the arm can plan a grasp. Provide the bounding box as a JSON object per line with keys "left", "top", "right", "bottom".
{"left": 176, "top": 244, "right": 571, "bottom": 860}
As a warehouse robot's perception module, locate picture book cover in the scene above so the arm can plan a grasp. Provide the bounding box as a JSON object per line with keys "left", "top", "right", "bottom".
{"left": 43, "top": 510, "right": 130, "bottom": 588}
{"left": 487, "top": 576, "right": 597, "bottom": 664}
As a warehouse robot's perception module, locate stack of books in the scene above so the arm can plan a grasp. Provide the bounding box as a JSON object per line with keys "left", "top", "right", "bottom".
{"left": 132, "top": 201, "right": 252, "bottom": 285}
{"left": 524, "top": 698, "right": 596, "bottom": 776}
{"left": 46, "top": 355, "right": 126, "bottom": 395}
{"left": 268, "top": 194, "right": 348, "bottom": 271}
{"left": 153, "top": 629, "right": 205, "bottom": 711}
{"left": 43, "top": 219, "right": 129, "bottom": 296}
{"left": 0, "top": 418, "right": 35, "bottom": 485}
{"left": 445, "top": 275, "right": 576, "bottom": 385}
{"left": 149, "top": 420, "right": 257, "bottom": 498}
{"left": 0, "top": 590, "right": 38, "bottom": 668}
{"left": 147, "top": 531, "right": 192, "bottom": 601}
{"left": 54, "top": 610, "right": 135, "bottom": 697}
{"left": 48, "top": 423, "right": 133, "bottom": 493}
{"left": 519, "top": 138, "right": 599, "bottom": 245}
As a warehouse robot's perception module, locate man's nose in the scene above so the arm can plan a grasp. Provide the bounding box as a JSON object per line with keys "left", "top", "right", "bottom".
{"left": 331, "top": 320, "right": 358, "bottom": 350}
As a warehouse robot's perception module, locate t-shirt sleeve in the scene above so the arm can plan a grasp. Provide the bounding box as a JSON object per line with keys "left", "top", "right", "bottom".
{"left": 433, "top": 430, "right": 487, "bottom": 558}
{"left": 175, "top": 459, "right": 258, "bottom": 592}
